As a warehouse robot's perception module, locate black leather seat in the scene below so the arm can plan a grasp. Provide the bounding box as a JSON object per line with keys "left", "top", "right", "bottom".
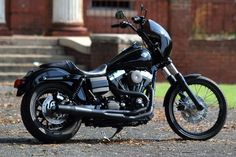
{"left": 39, "top": 60, "right": 107, "bottom": 76}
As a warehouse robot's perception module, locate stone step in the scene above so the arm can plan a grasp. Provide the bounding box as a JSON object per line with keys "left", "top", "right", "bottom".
{"left": 0, "top": 63, "right": 38, "bottom": 72}
{"left": 0, "top": 45, "right": 64, "bottom": 55}
{"left": 0, "top": 72, "right": 25, "bottom": 81}
{"left": 0, "top": 63, "right": 87, "bottom": 73}
{"left": 0, "top": 36, "right": 88, "bottom": 82}
{"left": 0, "top": 54, "right": 75, "bottom": 63}
{"left": 0, "top": 64, "right": 87, "bottom": 82}
{"left": 0, "top": 36, "right": 58, "bottom": 46}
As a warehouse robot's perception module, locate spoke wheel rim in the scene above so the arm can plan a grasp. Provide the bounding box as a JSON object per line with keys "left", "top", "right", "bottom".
{"left": 172, "top": 83, "right": 220, "bottom": 134}
{"left": 33, "top": 90, "right": 74, "bottom": 132}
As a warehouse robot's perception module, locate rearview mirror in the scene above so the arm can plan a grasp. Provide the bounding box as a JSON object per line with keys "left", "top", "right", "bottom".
{"left": 141, "top": 4, "right": 144, "bottom": 12}
{"left": 140, "top": 4, "right": 147, "bottom": 18}
{"left": 115, "top": 10, "right": 125, "bottom": 19}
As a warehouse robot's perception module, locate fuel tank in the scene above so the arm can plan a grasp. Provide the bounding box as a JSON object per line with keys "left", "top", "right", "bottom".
{"left": 107, "top": 43, "right": 152, "bottom": 71}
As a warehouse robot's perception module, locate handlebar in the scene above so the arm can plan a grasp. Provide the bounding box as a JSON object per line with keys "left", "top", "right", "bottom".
{"left": 111, "top": 21, "right": 138, "bottom": 33}
{"left": 111, "top": 21, "right": 130, "bottom": 29}
{"left": 131, "top": 16, "right": 144, "bottom": 24}
{"left": 110, "top": 7, "right": 155, "bottom": 51}
{"left": 111, "top": 24, "right": 120, "bottom": 28}
{"left": 111, "top": 15, "right": 145, "bottom": 30}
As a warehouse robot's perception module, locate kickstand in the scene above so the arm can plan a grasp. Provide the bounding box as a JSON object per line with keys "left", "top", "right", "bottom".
{"left": 110, "top": 127, "right": 123, "bottom": 139}
{"left": 102, "top": 127, "right": 123, "bottom": 142}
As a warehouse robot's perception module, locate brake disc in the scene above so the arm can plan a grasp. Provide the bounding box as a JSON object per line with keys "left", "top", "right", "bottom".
{"left": 42, "top": 95, "right": 67, "bottom": 125}
{"left": 180, "top": 97, "right": 208, "bottom": 124}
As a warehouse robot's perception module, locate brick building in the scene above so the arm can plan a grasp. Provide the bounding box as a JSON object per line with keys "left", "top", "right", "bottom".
{"left": 0, "top": 0, "right": 236, "bottom": 83}
{"left": 0, "top": 0, "right": 169, "bottom": 35}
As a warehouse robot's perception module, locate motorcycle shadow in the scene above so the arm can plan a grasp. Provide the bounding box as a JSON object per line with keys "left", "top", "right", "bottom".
{"left": 0, "top": 137, "right": 38, "bottom": 144}
{"left": 0, "top": 137, "right": 183, "bottom": 145}
{"left": 68, "top": 137, "right": 183, "bottom": 145}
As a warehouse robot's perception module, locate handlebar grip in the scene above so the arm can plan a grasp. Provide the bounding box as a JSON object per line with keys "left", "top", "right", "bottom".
{"left": 111, "top": 24, "right": 120, "bottom": 28}
{"left": 132, "top": 16, "right": 141, "bottom": 24}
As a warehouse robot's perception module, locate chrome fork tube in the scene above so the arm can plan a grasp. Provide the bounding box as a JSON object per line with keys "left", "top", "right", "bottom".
{"left": 167, "top": 63, "right": 179, "bottom": 75}
{"left": 161, "top": 62, "right": 204, "bottom": 111}
{"left": 161, "top": 63, "right": 179, "bottom": 85}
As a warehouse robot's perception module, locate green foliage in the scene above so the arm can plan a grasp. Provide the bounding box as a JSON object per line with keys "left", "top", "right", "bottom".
{"left": 155, "top": 82, "right": 236, "bottom": 109}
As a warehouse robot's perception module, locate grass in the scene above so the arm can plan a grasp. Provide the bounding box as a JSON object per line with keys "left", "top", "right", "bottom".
{"left": 155, "top": 82, "right": 236, "bottom": 109}
{"left": 219, "top": 84, "right": 236, "bottom": 109}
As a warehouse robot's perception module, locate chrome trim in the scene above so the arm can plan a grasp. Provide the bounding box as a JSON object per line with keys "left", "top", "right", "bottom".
{"left": 90, "top": 76, "right": 107, "bottom": 81}
{"left": 167, "top": 63, "right": 179, "bottom": 75}
{"left": 140, "top": 71, "right": 153, "bottom": 80}
{"left": 108, "top": 70, "right": 126, "bottom": 81}
{"left": 161, "top": 67, "right": 171, "bottom": 78}
{"left": 92, "top": 87, "right": 110, "bottom": 93}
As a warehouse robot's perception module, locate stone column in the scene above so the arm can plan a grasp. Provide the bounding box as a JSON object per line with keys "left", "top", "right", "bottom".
{"left": 51, "top": 0, "right": 88, "bottom": 36}
{"left": 0, "top": 0, "right": 6, "bottom": 24}
{"left": 0, "top": 0, "right": 10, "bottom": 35}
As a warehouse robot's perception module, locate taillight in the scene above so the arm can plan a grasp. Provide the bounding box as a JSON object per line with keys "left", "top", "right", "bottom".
{"left": 14, "top": 79, "right": 26, "bottom": 88}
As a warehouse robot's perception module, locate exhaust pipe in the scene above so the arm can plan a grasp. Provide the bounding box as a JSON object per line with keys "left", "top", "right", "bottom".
{"left": 57, "top": 104, "right": 153, "bottom": 121}
{"left": 57, "top": 87, "right": 154, "bottom": 121}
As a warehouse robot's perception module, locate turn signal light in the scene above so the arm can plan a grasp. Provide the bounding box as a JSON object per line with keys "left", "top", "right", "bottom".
{"left": 14, "top": 79, "right": 25, "bottom": 88}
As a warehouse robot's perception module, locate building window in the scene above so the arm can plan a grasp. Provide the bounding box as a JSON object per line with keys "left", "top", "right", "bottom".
{"left": 87, "top": 0, "right": 136, "bottom": 17}
{"left": 92, "top": 0, "right": 131, "bottom": 9}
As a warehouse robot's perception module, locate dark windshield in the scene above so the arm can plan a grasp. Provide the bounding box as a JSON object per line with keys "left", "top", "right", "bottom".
{"left": 148, "top": 20, "right": 171, "bottom": 40}
{"left": 144, "top": 19, "right": 172, "bottom": 58}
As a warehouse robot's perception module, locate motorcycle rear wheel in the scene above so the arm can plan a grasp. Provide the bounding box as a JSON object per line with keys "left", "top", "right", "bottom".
{"left": 164, "top": 76, "right": 227, "bottom": 140}
{"left": 21, "top": 83, "right": 82, "bottom": 143}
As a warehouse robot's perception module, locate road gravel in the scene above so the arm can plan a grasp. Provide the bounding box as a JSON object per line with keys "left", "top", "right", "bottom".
{"left": 0, "top": 87, "right": 235, "bottom": 157}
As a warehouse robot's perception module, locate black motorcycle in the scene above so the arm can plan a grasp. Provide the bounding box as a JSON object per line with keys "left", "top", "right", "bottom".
{"left": 14, "top": 6, "right": 227, "bottom": 143}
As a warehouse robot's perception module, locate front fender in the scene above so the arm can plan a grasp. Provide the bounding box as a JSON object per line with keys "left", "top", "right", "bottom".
{"left": 183, "top": 73, "right": 201, "bottom": 81}
{"left": 16, "top": 68, "right": 72, "bottom": 96}
{"left": 163, "top": 73, "right": 201, "bottom": 107}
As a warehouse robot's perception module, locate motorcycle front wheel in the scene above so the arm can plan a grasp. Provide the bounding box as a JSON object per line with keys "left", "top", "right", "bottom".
{"left": 21, "top": 83, "right": 82, "bottom": 143}
{"left": 164, "top": 76, "right": 227, "bottom": 140}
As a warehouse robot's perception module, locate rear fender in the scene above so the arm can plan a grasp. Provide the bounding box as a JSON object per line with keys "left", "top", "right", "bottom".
{"left": 163, "top": 73, "right": 201, "bottom": 107}
{"left": 16, "top": 68, "right": 73, "bottom": 96}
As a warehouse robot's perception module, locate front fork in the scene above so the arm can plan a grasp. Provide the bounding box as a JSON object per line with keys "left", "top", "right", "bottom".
{"left": 161, "top": 62, "right": 204, "bottom": 111}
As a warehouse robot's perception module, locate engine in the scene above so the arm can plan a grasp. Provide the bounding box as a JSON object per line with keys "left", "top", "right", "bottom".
{"left": 109, "top": 70, "right": 152, "bottom": 91}
{"left": 105, "top": 70, "right": 153, "bottom": 110}
{"left": 88, "top": 70, "right": 153, "bottom": 110}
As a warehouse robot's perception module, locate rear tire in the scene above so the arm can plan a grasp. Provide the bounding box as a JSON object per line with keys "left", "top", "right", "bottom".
{"left": 164, "top": 76, "right": 227, "bottom": 140}
{"left": 21, "top": 83, "right": 81, "bottom": 143}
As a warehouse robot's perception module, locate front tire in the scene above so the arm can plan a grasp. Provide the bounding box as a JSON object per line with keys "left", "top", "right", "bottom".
{"left": 164, "top": 76, "right": 227, "bottom": 140}
{"left": 21, "top": 83, "right": 82, "bottom": 143}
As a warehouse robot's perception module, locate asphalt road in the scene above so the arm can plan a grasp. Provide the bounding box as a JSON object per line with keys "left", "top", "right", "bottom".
{"left": 0, "top": 88, "right": 236, "bottom": 157}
